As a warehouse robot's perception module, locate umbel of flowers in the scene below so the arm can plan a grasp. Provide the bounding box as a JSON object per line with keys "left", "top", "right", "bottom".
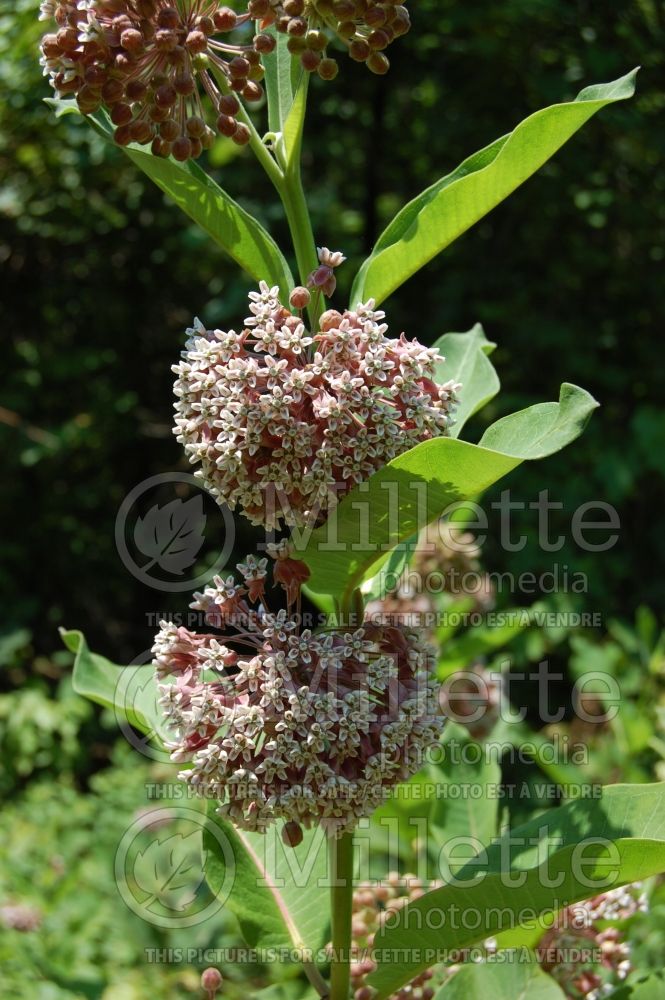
{"left": 173, "top": 254, "right": 460, "bottom": 530}
{"left": 152, "top": 544, "right": 443, "bottom": 838}
{"left": 40, "top": 0, "right": 410, "bottom": 159}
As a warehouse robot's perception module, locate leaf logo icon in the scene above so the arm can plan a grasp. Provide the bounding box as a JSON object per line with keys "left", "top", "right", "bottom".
{"left": 133, "top": 831, "right": 207, "bottom": 913}
{"left": 133, "top": 496, "right": 206, "bottom": 576}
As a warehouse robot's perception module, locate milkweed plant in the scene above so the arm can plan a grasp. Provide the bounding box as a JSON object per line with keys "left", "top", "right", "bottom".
{"left": 41, "top": 3, "right": 665, "bottom": 999}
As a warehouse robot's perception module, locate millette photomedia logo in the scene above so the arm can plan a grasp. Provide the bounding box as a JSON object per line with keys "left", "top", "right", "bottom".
{"left": 115, "top": 472, "right": 234, "bottom": 591}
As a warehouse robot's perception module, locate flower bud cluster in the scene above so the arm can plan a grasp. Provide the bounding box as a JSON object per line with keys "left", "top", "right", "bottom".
{"left": 252, "top": 1, "right": 410, "bottom": 79}
{"left": 173, "top": 270, "right": 460, "bottom": 530}
{"left": 152, "top": 553, "right": 443, "bottom": 837}
{"left": 40, "top": 1, "right": 411, "bottom": 158}
{"left": 40, "top": 0, "right": 272, "bottom": 159}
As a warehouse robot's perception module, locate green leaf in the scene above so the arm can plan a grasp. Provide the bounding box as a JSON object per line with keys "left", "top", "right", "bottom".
{"left": 434, "top": 956, "right": 566, "bottom": 1000}
{"left": 367, "top": 782, "right": 665, "bottom": 999}
{"left": 429, "top": 724, "right": 501, "bottom": 854}
{"left": 46, "top": 99, "right": 293, "bottom": 290}
{"left": 122, "top": 151, "right": 293, "bottom": 290}
{"left": 203, "top": 803, "right": 330, "bottom": 961}
{"left": 60, "top": 628, "right": 161, "bottom": 738}
{"left": 299, "top": 385, "right": 597, "bottom": 602}
{"left": 479, "top": 383, "right": 598, "bottom": 458}
{"left": 432, "top": 325, "right": 500, "bottom": 438}
{"left": 351, "top": 70, "right": 638, "bottom": 306}
{"left": 263, "top": 29, "right": 308, "bottom": 169}
{"left": 263, "top": 29, "right": 300, "bottom": 135}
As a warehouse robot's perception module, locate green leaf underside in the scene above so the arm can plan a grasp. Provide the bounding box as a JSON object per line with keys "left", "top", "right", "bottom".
{"left": 46, "top": 99, "right": 293, "bottom": 290}
{"left": 367, "top": 782, "right": 665, "bottom": 998}
{"left": 429, "top": 724, "right": 500, "bottom": 851}
{"left": 203, "top": 802, "right": 330, "bottom": 956}
{"left": 351, "top": 70, "right": 638, "bottom": 306}
{"left": 61, "top": 628, "right": 161, "bottom": 737}
{"left": 433, "top": 956, "right": 566, "bottom": 1000}
{"left": 432, "top": 325, "right": 500, "bottom": 439}
{"left": 300, "top": 385, "right": 598, "bottom": 602}
{"left": 263, "top": 28, "right": 307, "bottom": 168}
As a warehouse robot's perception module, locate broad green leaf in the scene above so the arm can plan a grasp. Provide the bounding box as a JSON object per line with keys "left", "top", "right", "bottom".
{"left": 434, "top": 956, "right": 566, "bottom": 1000}
{"left": 612, "top": 971, "right": 665, "bottom": 1000}
{"left": 432, "top": 325, "right": 500, "bottom": 438}
{"left": 60, "top": 627, "right": 162, "bottom": 738}
{"left": 203, "top": 803, "right": 330, "bottom": 965}
{"left": 479, "top": 383, "right": 598, "bottom": 458}
{"left": 429, "top": 724, "right": 501, "bottom": 854}
{"left": 351, "top": 70, "right": 638, "bottom": 306}
{"left": 45, "top": 99, "right": 294, "bottom": 291}
{"left": 367, "top": 782, "right": 665, "bottom": 998}
{"left": 299, "top": 385, "right": 597, "bottom": 602}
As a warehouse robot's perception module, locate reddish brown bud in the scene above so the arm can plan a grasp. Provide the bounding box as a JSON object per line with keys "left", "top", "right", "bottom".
{"left": 185, "top": 30, "right": 207, "bottom": 53}
{"left": 281, "top": 822, "right": 304, "bottom": 848}
{"left": 160, "top": 118, "right": 180, "bottom": 141}
{"left": 173, "top": 72, "right": 195, "bottom": 95}
{"left": 120, "top": 28, "right": 144, "bottom": 53}
{"left": 201, "top": 967, "right": 223, "bottom": 996}
{"left": 253, "top": 32, "right": 276, "bottom": 53}
{"left": 367, "top": 51, "right": 390, "bottom": 74}
{"left": 216, "top": 113, "right": 237, "bottom": 137}
{"left": 349, "top": 39, "right": 371, "bottom": 61}
{"left": 157, "top": 5, "right": 179, "bottom": 29}
{"left": 242, "top": 81, "right": 263, "bottom": 102}
{"left": 110, "top": 102, "right": 133, "bottom": 126}
{"left": 172, "top": 136, "right": 192, "bottom": 161}
{"left": 218, "top": 94, "right": 240, "bottom": 116}
{"left": 318, "top": 57, "right": 339, "bottom": 80}
{"left": 289, "top": 287, "right": 311, "bottom": 310}
{"left": 300, "top": 49, "right": 322, "bottom": 72}
{"left": 229, "top": 56, "right": 250, "bottom": 79}
{"left": 213, "top": 7, "right": 237, "bottom": 30}
{"left": 232, "top": 123, "right": 251, "bottom": 146}
{"left": 126, "top": 79, "right": 148, "bottom": 101}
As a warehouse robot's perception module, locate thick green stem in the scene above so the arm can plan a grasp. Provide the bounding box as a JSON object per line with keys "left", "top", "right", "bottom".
{"left": 281, "top": 165, "right": 321, "bottom": 326}
{"left": 329, "top": 832, "right": 355, "bottom": 1000}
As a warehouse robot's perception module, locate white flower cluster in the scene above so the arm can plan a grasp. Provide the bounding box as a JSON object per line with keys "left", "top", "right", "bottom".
{"left": 173, "top": 283, "right": 460, "bottom": 529}
{"left": 152, "top": 568, "right": 443, "bottom": 837}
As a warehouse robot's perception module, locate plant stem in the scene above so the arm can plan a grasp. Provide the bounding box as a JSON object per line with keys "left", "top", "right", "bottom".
{"left": 281, "top": 165, "right": 321, "bottom": 325}
{"left": 329, "top": 832, "right": 355, "bottom": 1000}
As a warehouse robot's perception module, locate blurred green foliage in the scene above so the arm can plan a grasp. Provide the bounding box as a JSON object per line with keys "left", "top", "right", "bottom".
{"left": 1, "top": 0, "right": 664, "bottom": 996}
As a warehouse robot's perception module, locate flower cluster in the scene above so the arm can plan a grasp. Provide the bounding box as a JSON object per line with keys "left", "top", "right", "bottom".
{"left": 152, "top": 550, "right": 443, "bottom": 837}
{"left": 173, "top": 269, "right": 460, "bottom": 530}
{"left": 536, "top": 885, "right": 647, "bottom": 1000}
{"left": 39, "top": 1, "right": 410, "bottom": 159}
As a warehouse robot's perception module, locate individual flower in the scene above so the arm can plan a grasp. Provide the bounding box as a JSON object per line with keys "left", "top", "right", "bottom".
{"left": 39, "top": 1, "right": 411, "bottom": 159}
{"left": 152, "top": 552, "right": 443, "bottom": 837}
{"left": 173, "top": 266, "right": 461, "bottom": 530}
{"left": 40, "top": 0, "right": 274, "bottom": 159}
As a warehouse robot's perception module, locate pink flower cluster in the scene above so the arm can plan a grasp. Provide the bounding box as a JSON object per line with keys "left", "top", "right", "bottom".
{"left": 152, "top": 549, "right": 443, "bottom": 837}
{"left": 173, "top": 274, "right": 460, "bottom": 529}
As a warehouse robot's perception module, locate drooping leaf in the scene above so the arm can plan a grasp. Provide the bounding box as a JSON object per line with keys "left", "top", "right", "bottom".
{"left": 351, "top": 70, "right": 638, "bottom": 306}
{"left": 60, "top": 628, "right": 162, "bottom": 738}
{"left": 203, "top": 803, "right": 330, "bottom": 961}
{"left": 133, "top": 496, "right": 205, "bottom": 576}
{"left": 367, "top": 782, "right": 665, "bottom": 998}
{"left": 478, "top": 383, "right": 599, "bottom": 458}
{"left": 299, "top": 385, "right": 598, "bottom": 602}
{"left": 432, "top": 325, "right": 500, "bottom": 438}
{"left": 433, "top": 957, "right": 566, "bottom": 1000}
{"left": 45, "top": 98, "right": 294, "bottom": 290}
